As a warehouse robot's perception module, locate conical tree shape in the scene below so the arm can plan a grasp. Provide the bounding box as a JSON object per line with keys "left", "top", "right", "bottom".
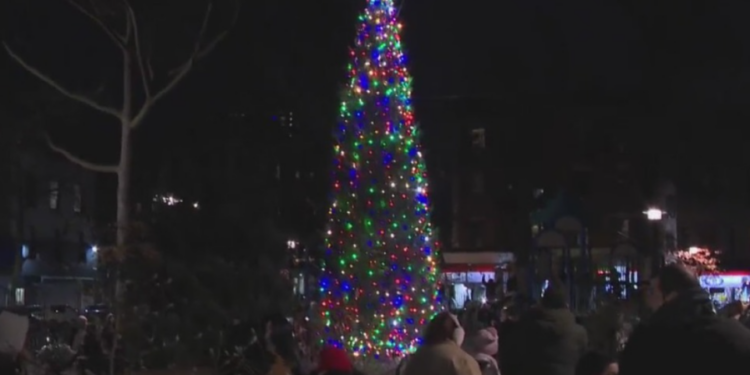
{"left": 319, "top": 0, "right": 442, "bottom": 359}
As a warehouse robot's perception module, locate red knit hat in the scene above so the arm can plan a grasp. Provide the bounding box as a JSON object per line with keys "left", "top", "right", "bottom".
{"left": 317, "top": 346, "right": 353, "bottom": 373}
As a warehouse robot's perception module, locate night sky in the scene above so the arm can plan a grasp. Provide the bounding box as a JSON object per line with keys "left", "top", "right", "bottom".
{"left": 4, "top": 0, "right": 750, "bottom": 208}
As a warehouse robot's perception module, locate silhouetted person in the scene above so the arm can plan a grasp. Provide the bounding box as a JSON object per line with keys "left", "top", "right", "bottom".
{"left": 513, "top": 286, "right": 587, "bottom": 375}
{"left": 619, "top": 263, "right": 750, "bottom": 375}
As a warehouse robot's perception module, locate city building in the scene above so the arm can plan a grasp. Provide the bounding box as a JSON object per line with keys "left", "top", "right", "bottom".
{"left": 1, "top": 149, "right": 98, "bottom": 307}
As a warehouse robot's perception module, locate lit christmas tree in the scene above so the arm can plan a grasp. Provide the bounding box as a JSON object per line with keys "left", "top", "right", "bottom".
{"left": 319, "top": 0, "right": 441, "bottom": 359}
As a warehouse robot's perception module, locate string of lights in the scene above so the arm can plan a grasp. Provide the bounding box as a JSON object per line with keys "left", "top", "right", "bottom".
{"left": 319, "top": 0, "right": 442, "bottom": 359}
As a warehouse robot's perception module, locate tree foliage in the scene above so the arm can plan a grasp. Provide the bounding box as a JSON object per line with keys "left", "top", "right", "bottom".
{"left": 672, "top": 247, "right": 720, "bottom": 276}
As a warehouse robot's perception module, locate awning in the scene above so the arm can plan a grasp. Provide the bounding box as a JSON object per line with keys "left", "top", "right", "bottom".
{"left": 443, "top": 252, "right": 514, "bottom": 265}
{"left": 442, "top": 264, "right": 497, "bottom": 272}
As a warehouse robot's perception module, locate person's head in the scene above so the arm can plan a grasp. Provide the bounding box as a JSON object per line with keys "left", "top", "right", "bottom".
{"left": 646, "top": 263, "right": 700, "bottom": 310}
{"left": 77, "top": 315, "right": 88, "bottom": 329}
{"left": 468, "top": 327, "right": 498, "bottom": 356}
{"left": 576, "top": 351, "right": 618, "bottom": 375}
{"left": 541, "top": 286, "right": 568, "bottom": 309}
{"left": 423, "top": 312, "right": 464, "bottom": 346}
{"left": 724, "top": 301, "right": 744, "bottom": 320}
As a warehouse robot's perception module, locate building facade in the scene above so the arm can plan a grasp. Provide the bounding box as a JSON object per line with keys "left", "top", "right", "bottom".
{"left": 2, "top": 149, "right": 98, "bottom": 307}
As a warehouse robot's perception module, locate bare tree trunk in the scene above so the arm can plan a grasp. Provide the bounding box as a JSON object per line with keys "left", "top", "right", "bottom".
{"left": 4, "top": 2, "right": 237, "bottom": 373}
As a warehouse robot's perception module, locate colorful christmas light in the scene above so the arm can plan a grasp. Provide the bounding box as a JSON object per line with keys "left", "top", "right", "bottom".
{"left": 319, "top": 0, "right": 442, "bottom": 359}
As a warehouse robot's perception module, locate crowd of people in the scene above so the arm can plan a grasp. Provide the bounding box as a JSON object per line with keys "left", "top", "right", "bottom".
{"left": 260, "top": 263, "right": 750, "bottom": 375}
{"left": 3, "top": 263, "right": 750, "bottom": 375}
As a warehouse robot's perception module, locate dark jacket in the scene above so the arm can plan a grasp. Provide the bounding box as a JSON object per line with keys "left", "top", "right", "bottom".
{"left": 513, "top": 307, "right": 588, "bottom": 375}
{"left": 497, "top": 320, "right": 521, "bottom": 375}
{"left": 619, "top": 287, "right": 750, "bottom": 375}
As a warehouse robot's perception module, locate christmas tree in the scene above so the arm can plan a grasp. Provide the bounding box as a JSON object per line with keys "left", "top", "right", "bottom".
{"left": 319, "top": 0, "right": 441, "bottom": 359}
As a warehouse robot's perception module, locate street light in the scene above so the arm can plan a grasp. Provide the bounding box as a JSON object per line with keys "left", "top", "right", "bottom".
{"left": 644, "top": 207, "right": 665, "bottom": 221}
{"left": 644, "top": 207, "right": 666, "bottom": 273}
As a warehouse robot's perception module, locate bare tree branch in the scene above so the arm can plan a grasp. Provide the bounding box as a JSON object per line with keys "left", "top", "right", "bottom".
{"left": 45, "top": 134, "right": 119, "bottom": 173}
{"left": 66, "top": 0, "right": 127, "bottom": 51}
{"left": 125, "top": 1, "right": 151, "bottom": 99}
{"left": 3, "top": 43, "right": 122, "bottom": 119}
{"left": 130, "top": 1, "right": 239, "bottom": 128}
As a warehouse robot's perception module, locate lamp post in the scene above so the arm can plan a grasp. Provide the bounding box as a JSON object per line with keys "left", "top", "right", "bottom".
{"left": 644, "top": 207, "right": 666, "bottom": 274}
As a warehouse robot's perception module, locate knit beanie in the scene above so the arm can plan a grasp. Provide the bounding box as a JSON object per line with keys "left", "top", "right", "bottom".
{"left": 316, "top": 346, "right": 353, "bottom": 373}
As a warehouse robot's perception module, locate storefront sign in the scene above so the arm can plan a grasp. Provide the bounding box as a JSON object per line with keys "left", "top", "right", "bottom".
{"left": 443, "top": 271, "right": 495, "bottom": 284}
{"left": 699, "top": 274, "right": 750, "bottom": 289}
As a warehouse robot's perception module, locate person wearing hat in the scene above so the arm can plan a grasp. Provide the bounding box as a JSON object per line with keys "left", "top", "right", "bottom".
{"left": 310, "top": 346, "right": 361, "bottom": 375}
{"left": 463, "top": 327, "right": 501, "bottom": 375}
{"left": 403, "top": 312, "right": 482, "bottom": 375}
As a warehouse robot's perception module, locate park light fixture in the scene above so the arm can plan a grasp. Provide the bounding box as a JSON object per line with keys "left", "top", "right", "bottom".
{"left": 644, "top": 207, "right": 665, "bottom": 221}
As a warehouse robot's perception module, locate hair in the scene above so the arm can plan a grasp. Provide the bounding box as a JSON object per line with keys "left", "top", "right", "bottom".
{"left": 575, "top": 351, "right": 615, "bottom": 375}
{"left": 541, "top": 286, "right": 567, "bottom": 309}
{"left": 653, "top": 263, "right": 700, "bottom": 296}
{"left": 423, "top": 312, "right": 460, "bottom": 345}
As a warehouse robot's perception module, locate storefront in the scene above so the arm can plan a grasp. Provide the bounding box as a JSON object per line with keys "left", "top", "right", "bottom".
{"left": 442, "top": 252, "right": 514, "bottom": 310}
{"left": 699, "top": 271, "right": 750, "bottom": 308}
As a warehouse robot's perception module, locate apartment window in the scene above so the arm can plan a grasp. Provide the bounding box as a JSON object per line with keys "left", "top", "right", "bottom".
{"left": 472, "top": 172, "right": 484, "bottom": 193}
{"left": 49, "top": 181, "right": 60, "bottom": 210}
{"left": 15, "top": 288, "right": 24, "bottom": 305}
{"left": 73, "top": 184, "right": 82, "bottom": 213}
{"left": 471, "top": 128, "right": 486, "bottom": 149}
{"left": 25, "top": 174, "right": 37, "bottom": 208}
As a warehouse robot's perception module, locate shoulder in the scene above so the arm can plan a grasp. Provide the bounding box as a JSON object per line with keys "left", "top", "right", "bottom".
{"left": 451, "top": 351, "right": 482, "bottom": 375}
{"left": 704, "top": 318, "right": 750, "bottom": 346}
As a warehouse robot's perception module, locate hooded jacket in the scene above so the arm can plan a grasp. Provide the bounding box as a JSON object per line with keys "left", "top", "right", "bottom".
{"left": 403, "top": 340, "right": 482, "bottom": 375}
{"left": 513, "top": 307, "right": 587, "bottom": 375}
{"left": 619, "top": 287, "right": 750, "bottom": 375}
{"left": 463, "top": 328, "right": 501, "bottom": 375}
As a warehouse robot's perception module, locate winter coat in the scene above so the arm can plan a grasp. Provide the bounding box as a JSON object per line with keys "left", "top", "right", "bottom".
{"left": 402, "top": 340, "right": 482, "bottom": 375}
{"left": 512, "top": 307, "right": 587, "bottom": 375}
{"left": 619, "top": 287, "right": 750, "bottom": 375}
{"left": 463, "top": 328, "right": 501, "bottom": 375}
{"left": 497, "top": 320, "right": 520, "bottom": 375}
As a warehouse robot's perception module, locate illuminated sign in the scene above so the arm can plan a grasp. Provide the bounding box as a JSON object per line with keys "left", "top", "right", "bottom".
{"left": 699, "top": 274, "right": 750, "bottom": 289}
{"left": 443, "top": 271, "right": 495, "bottom": 284}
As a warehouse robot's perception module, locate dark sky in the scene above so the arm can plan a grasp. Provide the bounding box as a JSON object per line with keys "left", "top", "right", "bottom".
{"left": 4, "top": 0, "right": 750, "bottom": 190}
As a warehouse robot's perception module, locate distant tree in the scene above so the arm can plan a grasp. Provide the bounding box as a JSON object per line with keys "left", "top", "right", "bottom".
{"left": 672, "top": 247, "right": 720, "bottom": 276}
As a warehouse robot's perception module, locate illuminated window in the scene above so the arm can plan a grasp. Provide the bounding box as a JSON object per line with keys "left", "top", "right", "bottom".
{"left": 49, "top": 181, "right": 59, "bottom": 210}
{"left": 15, "top": 288, "right": 24, "bottom": 305}
{"left": 73, "top": 184, "right": 82, "bottom": 213}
